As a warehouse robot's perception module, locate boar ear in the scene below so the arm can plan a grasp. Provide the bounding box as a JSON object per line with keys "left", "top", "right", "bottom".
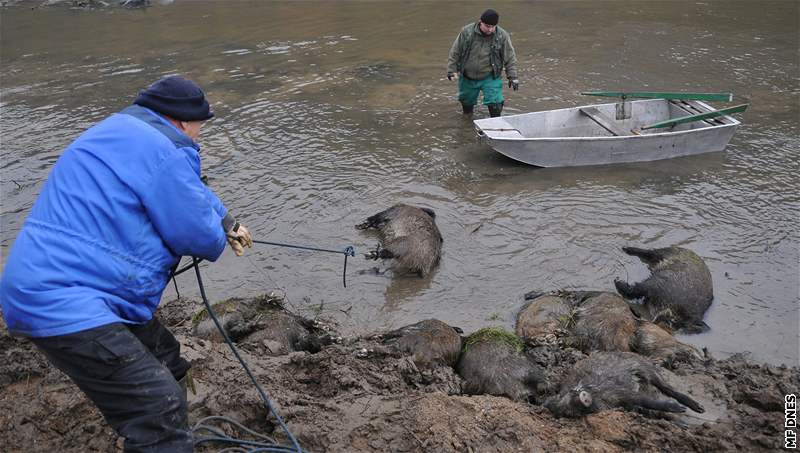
{"left": 421, "top": 207, "right": 436, "bottom": 219}
{"left": 578, "top": 390, "right": 593, "bottom": 407}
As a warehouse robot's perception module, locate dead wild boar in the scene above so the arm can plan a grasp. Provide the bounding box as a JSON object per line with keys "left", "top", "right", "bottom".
{"left": 516, "top": 291, "right": 636, "bottom": 353}
{"left": 632, "top": 321, "right": 702, "bottom": 365}
{"left": 380, "top": 319, "right": 463, "bottom": 368}
{"left": 515, "top": 293, "right": 571, "bottom": 341}
{"left": 615, "top": 246, "right": 713, "bottom": 333}
{"left": 517, "top": 291, "right": 700, "bottom": 364}
{"left": 355, "top": 204, "right": 442, "bottom": 277}
{"left": 457, "top": 328, "right": 543, "bottom": 402}
{"left": 571, "top": 292, "right": 637, "bottom": 352}
{"left": 192, "top": 296, "right": 328, "bottom": 354}
{"left": 544, "top": 351, "right": 705, "bottom": 418}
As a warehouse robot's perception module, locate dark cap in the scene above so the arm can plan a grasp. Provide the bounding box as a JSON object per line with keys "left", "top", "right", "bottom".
{"left": 134, "top": 75, "right": 214, "bottom": 121}
{"left": 480, "top": 9, "right": 499, "bottom": 26}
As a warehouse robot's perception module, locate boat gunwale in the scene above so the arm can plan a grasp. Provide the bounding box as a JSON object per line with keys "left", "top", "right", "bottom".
{"left": 474, "top": 99, "right": 742, "bottom": 142}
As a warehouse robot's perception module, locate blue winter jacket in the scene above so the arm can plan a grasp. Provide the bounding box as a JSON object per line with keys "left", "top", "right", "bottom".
{"left": 1, "top": 105, "right": 229, "bottom": 337}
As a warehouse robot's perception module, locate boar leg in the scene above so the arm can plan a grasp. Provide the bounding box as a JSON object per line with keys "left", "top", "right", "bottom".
{"left": 622, "top": 246, "right": 662, "bottom": 265}
{"left": 355, "top": 216, "right": 381, "bottom": 230}
{"left": 650, "top": 375, "right": 705, "bottom": 413}
{"left": 614, "top": 279, "right": 648, "bottom": 299}
{"left": 523, "top": 290, "right": 544, "bottom": 300}
{"left": 628, "top": 396, "right": 686, "bottom": 413}
{"left": 365, "top": 243, "right": 394, "bottom": 260}
{"left": 356, "top": 208, "right": 394, "bottom": 230}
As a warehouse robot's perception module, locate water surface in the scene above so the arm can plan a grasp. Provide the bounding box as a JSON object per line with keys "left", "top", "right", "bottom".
{"left": 1, "top": 1, "right": 797, "bottom": 365}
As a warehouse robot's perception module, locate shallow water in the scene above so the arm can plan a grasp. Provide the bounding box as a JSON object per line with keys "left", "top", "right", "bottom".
{"left": 1, "top": 1, "right": 797, "bottom": 365}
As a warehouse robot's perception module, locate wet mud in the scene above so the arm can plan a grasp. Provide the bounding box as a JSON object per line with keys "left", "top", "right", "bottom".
{"left": 1, "top": 295, "right": 796, "bottom": 452}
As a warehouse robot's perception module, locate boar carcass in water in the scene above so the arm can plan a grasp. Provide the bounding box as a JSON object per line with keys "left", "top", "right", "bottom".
{"left": 615, "top": 246, "right": 713, "bottom": 333}
{"left": 356, "top": 204, "right": 442, "bottom": 277}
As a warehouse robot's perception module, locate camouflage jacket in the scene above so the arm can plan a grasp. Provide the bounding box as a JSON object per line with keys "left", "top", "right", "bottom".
{"left": 447, "top": 22, "right": 518, "bottom": 80}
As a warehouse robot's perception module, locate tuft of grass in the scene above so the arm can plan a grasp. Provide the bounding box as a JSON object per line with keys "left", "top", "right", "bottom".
{"left": 252, "top": 293, "right": 285, "bottom": 310}
{"left": 463, "top": 327, "right": 524, "bottom": 354}
{"left": 557, "top": 309, "right": 579, "bottom": 330}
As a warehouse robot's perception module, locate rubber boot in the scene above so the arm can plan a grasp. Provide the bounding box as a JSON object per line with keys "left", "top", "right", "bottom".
{"left": 177, "top": 368, "right": 196, "bottom": 399}
{"left": 461, "top": 102, "right": 475, "bottom": 115}
{"left": 487, "top": 102, "right": 504, "bottom": 118}
{"left": 175, "top": 369, "right": 195, "bottom": 432}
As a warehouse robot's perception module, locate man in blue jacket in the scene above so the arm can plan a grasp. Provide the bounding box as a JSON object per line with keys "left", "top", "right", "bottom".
{"left": 0, "top": 75, "right": 252, "bottom": 452}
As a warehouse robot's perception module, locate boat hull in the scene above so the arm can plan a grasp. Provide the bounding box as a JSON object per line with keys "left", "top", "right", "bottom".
{"left": 474, "top": 99, "right": 742, "bottom": 167}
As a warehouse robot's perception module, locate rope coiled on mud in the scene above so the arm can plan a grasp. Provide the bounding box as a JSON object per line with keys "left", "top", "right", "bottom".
{"left": 171, "top": 237, "right": 355, "bottom": 451}
{"left": 189, "top": 258, "right": 310, "bottom": 453}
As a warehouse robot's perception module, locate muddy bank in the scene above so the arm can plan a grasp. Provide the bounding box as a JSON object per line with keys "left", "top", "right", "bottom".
{"left": 0, "top": 296, "right": 796, "bottom": 452}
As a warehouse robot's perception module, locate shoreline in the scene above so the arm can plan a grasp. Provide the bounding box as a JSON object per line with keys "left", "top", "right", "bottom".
{"left": 1, "top": 295, "right": 796, "bottom": 452}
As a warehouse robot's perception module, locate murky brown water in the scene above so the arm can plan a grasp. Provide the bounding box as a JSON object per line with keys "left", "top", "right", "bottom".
{"left": 1, "top": 1, "right": 797, "bottom": 365}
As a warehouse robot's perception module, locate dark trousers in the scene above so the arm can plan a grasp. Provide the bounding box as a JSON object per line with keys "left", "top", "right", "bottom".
{"left": 31, "top": 319, "right": 192, "bottom": 453}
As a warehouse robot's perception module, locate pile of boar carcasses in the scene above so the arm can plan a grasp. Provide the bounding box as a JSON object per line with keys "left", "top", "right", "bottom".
{"left": 361, "top": 204, "right": 715, "bottom": 419}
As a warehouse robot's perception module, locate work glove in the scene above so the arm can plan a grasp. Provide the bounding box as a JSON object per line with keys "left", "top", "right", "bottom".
{"left": 508, "top": 79, "right": 519, "bottom": 91}
{"left": 226, "top": 222, "right": 253, "bottom": 256}
{"left": 447, "top": 72, "right": 454, "bottom": 81}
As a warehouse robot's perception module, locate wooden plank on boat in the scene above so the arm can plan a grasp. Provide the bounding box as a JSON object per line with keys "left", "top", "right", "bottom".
{"left": 579, "top": 106, "right": 629, "bottom": 136}
{"left": 669, "top": 100, "right": 724, "bottom": 126}
{"left": 641, "top": 104, "right": 748, "bottom": 130}
{"left": 581, "top": 91, "right": 733, "bottom": 102}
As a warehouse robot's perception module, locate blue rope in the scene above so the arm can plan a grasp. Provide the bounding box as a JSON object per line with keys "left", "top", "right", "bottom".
{"left": 173, "top": 240, "right": 355, "bottom": 287}
{"left": 251, "top": 240, "right": 355, "bottom": 288}
{"left": 252, "top": 239, "right": 355, "bottom": 256}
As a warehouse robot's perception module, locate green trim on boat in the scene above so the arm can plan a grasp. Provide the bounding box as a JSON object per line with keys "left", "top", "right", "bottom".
{"left": 580, "top": 91, "right": 733, "bottom": 102}
{"left": 641, "top": 104, "right": 749, "bottom": 130}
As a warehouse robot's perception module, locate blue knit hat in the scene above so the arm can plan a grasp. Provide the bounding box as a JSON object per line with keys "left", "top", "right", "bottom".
{"left": 134, "top": 75, "right": 214, "bottom": 121}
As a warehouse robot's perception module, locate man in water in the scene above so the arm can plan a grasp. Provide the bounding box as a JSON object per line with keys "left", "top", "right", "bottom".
{"left": 447, "top": 8, "right": 519, "bottom": 117}
{"left": 0, "top": 75, "right": 252, "bottom": 452}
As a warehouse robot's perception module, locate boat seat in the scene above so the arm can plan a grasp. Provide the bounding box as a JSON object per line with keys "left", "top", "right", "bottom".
{"left": 579, "top": 107, "right": 630, "bottom": 136}
{"left": 476, "top": 121, "right": 523, "bottom": 138}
